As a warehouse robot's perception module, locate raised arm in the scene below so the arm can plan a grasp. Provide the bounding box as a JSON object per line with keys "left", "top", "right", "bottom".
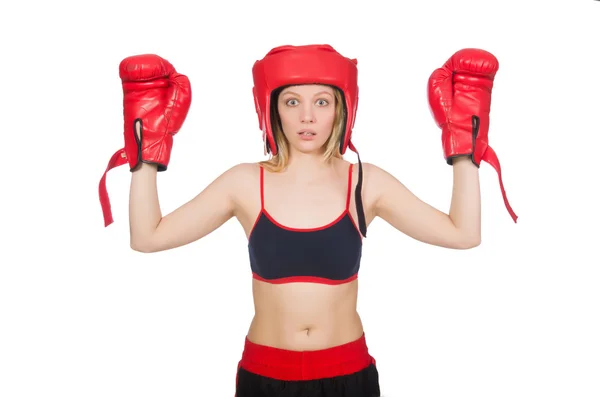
{"left": 370, "top": 48, "right": 519, "bottom": 249}
{"left": 130, "top": 163, "right": 243, "bottom": 253}
{"left": 370, "top": 161, "right": 480, "bottom": 249}
{"left": 100, "top": 53, "right": 239, "bottom": 252}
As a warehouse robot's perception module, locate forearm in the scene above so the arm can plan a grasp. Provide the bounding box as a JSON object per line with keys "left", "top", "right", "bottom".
{"left": 449, "top": 156, "right": 481, "bottom": 244}
{"left": 129, "top": 163, "right": 162, "bottom": 250}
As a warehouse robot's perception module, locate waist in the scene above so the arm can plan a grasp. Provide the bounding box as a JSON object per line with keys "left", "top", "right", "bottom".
{"left": 249, "top": 278, "right": 360, "bottom": 347}
{"left": 238, "top": 332, "right": 376, "bottom": 381}
{"left": 247, "top": 313, "right": 364, "bottom": 351}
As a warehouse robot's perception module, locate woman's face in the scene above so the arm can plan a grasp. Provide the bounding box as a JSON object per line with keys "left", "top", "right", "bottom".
{"left": 277, "top": 84, "right": 336, "bottom": 154}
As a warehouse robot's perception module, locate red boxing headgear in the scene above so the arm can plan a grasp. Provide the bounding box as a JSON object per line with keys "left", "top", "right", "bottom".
{"left": 252, "top": 44, "right": 359, "bottom": 156}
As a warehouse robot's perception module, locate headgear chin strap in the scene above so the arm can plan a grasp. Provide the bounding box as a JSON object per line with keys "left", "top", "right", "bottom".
{"left": 252, "top": 44, "right": 367, "bottom": 237}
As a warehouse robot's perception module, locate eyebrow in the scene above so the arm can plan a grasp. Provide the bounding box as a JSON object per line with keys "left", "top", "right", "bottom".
{"left": 281, "top": 90, "right": 333, "bottom": 98}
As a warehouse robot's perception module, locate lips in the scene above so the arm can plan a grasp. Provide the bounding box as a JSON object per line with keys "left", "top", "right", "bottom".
{"left": 298, "top": 129, "right": 316, "bottom": 136}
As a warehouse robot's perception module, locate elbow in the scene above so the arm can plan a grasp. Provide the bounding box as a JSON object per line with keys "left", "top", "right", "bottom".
{"left": 466, "top": 238, "right": 481, "bottom": 249}
{"left": 456, "top": 236, "right": 481, "bottom": 250}
{"left": 463, "top": 239, "right": 481, "bottom": 250}
{"left": 130, "top": 238, "right": 156, "bottom": 253}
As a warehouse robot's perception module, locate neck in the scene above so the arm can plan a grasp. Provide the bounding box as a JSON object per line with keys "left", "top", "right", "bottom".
{"left": 284, "top": 150, "right": 335, "bottom": 180}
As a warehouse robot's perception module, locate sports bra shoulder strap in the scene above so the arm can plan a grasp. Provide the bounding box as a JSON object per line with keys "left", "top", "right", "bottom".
{"left": 346, "top": 163, "right": 353, "bottom": 210}
{"left": 259, "top": 165, "right": 265, "bottom": 210}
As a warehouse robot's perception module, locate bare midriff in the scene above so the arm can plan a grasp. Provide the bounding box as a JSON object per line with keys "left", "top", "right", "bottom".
{"left": 246, "top": 278, "right": 364, "bottom": 351}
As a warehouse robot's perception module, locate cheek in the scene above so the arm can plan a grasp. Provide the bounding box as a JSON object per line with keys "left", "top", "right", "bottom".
{"left": 277, "top": 108, "right": 293, "bottom": 130}
{"left": 322, "top": 109, "right": 336, "bottom": 127}
{"left": 280, "top": 115, "right": 296, "bottom": 136}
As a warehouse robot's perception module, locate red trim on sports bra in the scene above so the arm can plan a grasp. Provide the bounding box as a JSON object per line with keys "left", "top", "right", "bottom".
{"left": 259, "top": 164, "right": 265, "bottom": 210}
{"left": 262, "top": 209, "right": 347, "bottom": 232}
{"left": 345, "top": 164, "right": 362, "bottom": 238}
{"left": 248, "top": 164, "right": 362, "bottom": 238}
{"left": 252, "top": 272, "right": 358, "bottom": 285}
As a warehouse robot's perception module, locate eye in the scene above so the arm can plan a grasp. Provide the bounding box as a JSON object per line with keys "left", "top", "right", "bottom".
{"left": 286, "top": 99, "right": 299, "bottom": 106}
{"left": 316, "top": 99, "right": 329, "bottom": 106}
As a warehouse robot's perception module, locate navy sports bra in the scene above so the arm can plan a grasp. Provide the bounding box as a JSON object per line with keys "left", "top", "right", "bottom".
{"left": 248, "top": 164, "right": 363, "bottom": 285}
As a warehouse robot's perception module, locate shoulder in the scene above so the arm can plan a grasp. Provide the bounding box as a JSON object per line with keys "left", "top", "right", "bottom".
{"left": 349, "top": 161, "right": 395, "bottom": 184}
{"left": 202, "top": 162, "right": 259, "bottom": 193}
{"left": 349, "top": 161, "right": 403, "bottom": 203}
{"left": 208, "top": 162, "right": 259, "bottom": 180}
{"left": 215, "top": 162, "right": 261, "bottom": 197}
{"left": 222, "top": 162, "right": 261, "bottom": 178}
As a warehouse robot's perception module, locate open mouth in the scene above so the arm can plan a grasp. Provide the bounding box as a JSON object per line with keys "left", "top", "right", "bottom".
{"left": 298, "top": 130, "right": 316, "bottom": 136}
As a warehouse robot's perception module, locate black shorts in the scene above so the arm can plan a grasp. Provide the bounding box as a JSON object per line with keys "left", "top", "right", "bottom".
{"left": 234, "top": 333, "right": 381, "bottom": 397}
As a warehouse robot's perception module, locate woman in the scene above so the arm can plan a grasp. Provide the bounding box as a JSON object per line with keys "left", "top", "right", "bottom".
{"left": 99, "top": 44, "right": 517, "bottom": 397}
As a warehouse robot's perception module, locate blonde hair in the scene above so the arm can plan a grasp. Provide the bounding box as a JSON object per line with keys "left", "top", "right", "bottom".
{"left": 259, "top": 85, "right": 346, "bottom": 173}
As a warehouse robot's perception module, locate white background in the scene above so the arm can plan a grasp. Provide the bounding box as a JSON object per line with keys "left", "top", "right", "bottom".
{"left": 1, "top": 0, "right": 599, "bottom": 396}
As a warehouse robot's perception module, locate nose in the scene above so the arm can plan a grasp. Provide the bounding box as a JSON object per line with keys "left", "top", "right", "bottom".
{"left": 300, "top": 103, "right": 315, "bottom": 124}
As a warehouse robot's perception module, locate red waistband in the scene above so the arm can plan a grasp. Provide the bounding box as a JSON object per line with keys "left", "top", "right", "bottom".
{"left": 237, "top": 333, "right": 375, "bottom": 381}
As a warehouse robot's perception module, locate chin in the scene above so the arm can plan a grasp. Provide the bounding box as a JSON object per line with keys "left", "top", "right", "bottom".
{"left": 294, "top": 140, "right": 327, "bottom": 154}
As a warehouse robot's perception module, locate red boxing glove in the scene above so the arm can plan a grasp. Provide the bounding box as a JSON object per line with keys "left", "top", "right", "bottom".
{"left": 99, "top": 54, "right": 192, "bottom": 227}
{"left": 427, "top": 48, "right": 517, "bottom": 223}
{"left": 120, "top": 54, "right": 192, "bottom": 171}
